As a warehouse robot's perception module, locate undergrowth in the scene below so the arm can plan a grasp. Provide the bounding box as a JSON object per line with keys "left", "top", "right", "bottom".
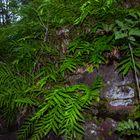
{"left": 0, "top": 0, "right": 140, "bottom": 139}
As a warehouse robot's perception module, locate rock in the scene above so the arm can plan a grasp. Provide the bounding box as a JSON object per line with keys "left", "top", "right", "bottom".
{"left": 0, "top": 132, "right": 16, "bottom": 140}
{"left": 84, "top": 119, "right": 123, "bottom": 140}
{"left": 68, "top": 64, "right": 137, "bottom": 139}
{"left": 84, "top": 121, "right": 100, "bottom": 140}
{"left": 71, "top": 64, "right": 136, "bottom": 114}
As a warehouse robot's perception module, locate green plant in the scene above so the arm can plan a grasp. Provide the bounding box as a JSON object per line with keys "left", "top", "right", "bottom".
{"left": 75, "top": 0, "right": 117, "bottom": 24}
{"left": 18, "top": 78, "right": 102, "bottom": 140}
{"left": 116, "top": 119, "right": 140, "bottom": 136}
{"left": 0, "top": 64, "right": 34, "bottom": 126}
{"left": 59, "top": 57, "right": 77, "bottom": 77}
{"left": 1, "top": 0, "right": 140, "bottom": 139}
{"left": 112, "top": 12, "right": 140, "bottom": 101}
{"left": 132, "top": 104, "right": 140, "bottom": 119}
{"left": 68, "top": 35, "right": 112, "bottom": 69}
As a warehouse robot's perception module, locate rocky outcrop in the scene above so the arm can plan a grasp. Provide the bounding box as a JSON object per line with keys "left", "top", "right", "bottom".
{"left": 69, "top": 64, "right": 137, "bottom": 140}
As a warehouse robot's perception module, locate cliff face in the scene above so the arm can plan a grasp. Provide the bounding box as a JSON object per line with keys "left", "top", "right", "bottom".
{"left": 69, "top": 64, "right": 136, "bottom": 140}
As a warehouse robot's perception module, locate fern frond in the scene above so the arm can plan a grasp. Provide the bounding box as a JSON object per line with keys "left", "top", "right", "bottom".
{"left": 116, "top": 119, "right": 140, "bottom": 136}
{"left": 0, "top": 64, "right": 33, "bottom": 125}
{"left": 59, "top": 58, "right": 77, "bottom": 76}
{"left": 18, "top": 118, "right": 35, "bottom": 140}
{"left": 18, "top": 80, "right": 101, "bottom": 140}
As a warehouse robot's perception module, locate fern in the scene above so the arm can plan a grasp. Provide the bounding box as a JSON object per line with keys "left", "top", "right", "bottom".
{"left": 1, "top": 1, "right": 140, "bottom": 139}
{"left": 117, "top": 55, "right": 132, "bottom": 76}
{"left": 75, "top": 0, "right": 117, "bottom": 24}
{"left": 18, "top": 79, "right": 102, "bottom": 140}
{"left": 113, "top": 15, "right": 140, "bottom": 100}
{"left": 59, "top": 57, "right": 77, "bottom": 76}
{"left": 68, "top": 36, "right": 110, "bottom": 69}
{"left": 116, "top": 119, "right": 140, "bottom": 136}
{"left": 0, "top": 64, "right": 36, "bottom": 125}
{"left": 68, "top": 39, "right": 94, "bottom": 58}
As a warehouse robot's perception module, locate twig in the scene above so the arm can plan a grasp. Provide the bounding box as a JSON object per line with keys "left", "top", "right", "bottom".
{"left": 32, "top": 7, "right": 47, "bottom": 29}
{"left": 129, "top": 43, "right": 140, "bottom": 102}
{"left": 32, "top": 8, "right": 49, "bottom": 42}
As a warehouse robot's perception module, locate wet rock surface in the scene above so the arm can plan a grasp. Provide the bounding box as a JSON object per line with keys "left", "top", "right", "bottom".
{"left": 84, "top": 119, "right": 123, "bottom": 140}
{"left": 74, "top": 64, "right": 136, "bottom": 111}
{"left": 71, "top": 64, "right": 137, "bottom": 140}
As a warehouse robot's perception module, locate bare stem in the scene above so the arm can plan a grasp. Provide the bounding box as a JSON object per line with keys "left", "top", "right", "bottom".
{"left": 129, "top": 43, "right": 140, "bottom": 102}
{"left": 32, "top": 8, "right": 47, "bottom": 29}
{"left": 32, "top": 8, "right": 49, "bottom": 42}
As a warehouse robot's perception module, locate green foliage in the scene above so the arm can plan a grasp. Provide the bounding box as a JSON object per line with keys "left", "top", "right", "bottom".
{"left": 1, "top": 0, "right": 140, "bottom": 139}
{"left": 133, "top": 105, "right": 140, "bottom": 119}
{"left": 68, "top": 39, "right": 94, "bottom": 58}
{"left": 117, "top": 105, "right": 140, "bottom": 138}
{"left": 68, "top": 35, "right": 111, "bottom": 69}
{"left": 99, "top": 10, "right": 140, "bottom": 101}
{"left": 0, "top": 64, "right": 33, "bottom": 125}
{"left": 59, "top": 57, "right": 77, "bottom": 76}
{"left": 18, "top": 79, "right": 102, "bottom": 140}
{"left": 116, "top": 119, "right": 140, "bottom": 136}
{"left": 75, "top": 0, "right": 117, "bottom": 24}
{"left": 89, "top": 36, "right": 111, "bottom": 67}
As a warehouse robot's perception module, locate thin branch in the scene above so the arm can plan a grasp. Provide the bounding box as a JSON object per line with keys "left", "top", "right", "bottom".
{"left": 129, "top": 43, "right": 140, "bottom": 102}
{"left": 32, "top": 7, "right": 47, "bottom": 29}
{"left": 32, "top": 7, "right": 49, "bottom": 42}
